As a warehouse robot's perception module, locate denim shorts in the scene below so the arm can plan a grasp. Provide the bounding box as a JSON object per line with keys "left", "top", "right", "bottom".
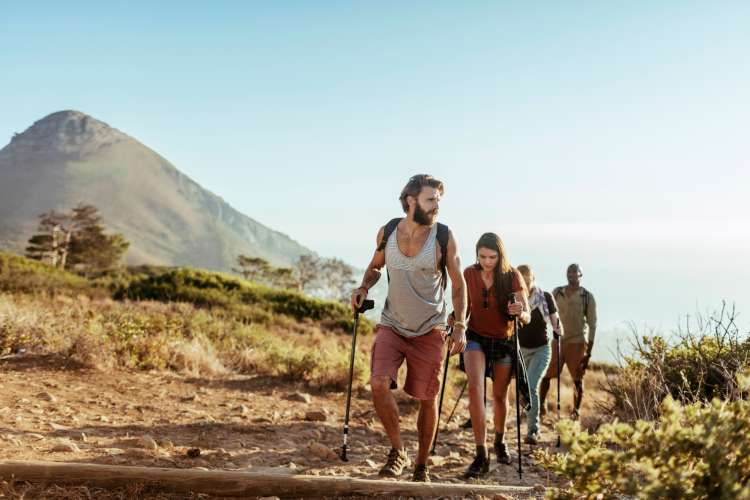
{"left": 466, "top": 340, "right": 513, "bottom": 365}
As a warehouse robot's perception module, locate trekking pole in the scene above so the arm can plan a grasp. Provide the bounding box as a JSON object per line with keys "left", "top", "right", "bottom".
{"left": 446, "top": 379, "right": 468, "bottom": 425}
{"left": 431, "top": 329, "right": 453, "bottom": 455}
{"left": 509, "top": 294, "right": 523, "bottom": 480}
{"left": 556, "top": 333, "right": 562, "bottom": 448}
{"left": 340, "top": 299, "right": 375, "bottom": 462}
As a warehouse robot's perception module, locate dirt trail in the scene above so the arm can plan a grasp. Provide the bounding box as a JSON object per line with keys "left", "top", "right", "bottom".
{"left": 0, "top": 353, "right": 591, "bottom": 498}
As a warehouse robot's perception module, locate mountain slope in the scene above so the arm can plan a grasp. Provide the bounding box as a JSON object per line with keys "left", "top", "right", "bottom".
{"left": 0, "top": 111, "right": 310, "bottom": 270}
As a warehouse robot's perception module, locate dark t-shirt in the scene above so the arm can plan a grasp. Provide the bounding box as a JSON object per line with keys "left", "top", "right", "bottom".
{"left": 519, "top": 291, "right": 557, "bottom": 348}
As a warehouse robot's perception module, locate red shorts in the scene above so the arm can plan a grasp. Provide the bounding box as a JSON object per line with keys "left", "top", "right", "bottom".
{"left": 370, "top": 325, "right": 447, "bottom": 400}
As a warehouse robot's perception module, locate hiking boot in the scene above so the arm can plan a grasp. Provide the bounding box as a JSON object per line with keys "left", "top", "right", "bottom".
{"left": 460, "top": 417, "right": 473, "bottom": 429}
{"left": 494, "top": 442, "right": 511, "bottom": 465}
{"left": 378, "top": 447, "right": 410, "bottom": 477}
{"left": 412, "top": 463, "right": 430, "bottom": 482}
{"left": 570, "top": 409, "right": 580, "bottom": 421}
{"left": 462, "top": 453, "right": 490, "bottom": 479}
{"left": 524, "top": 432, "right": 539, "bottom": 445}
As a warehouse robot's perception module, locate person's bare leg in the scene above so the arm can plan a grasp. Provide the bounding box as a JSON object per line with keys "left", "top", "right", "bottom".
{"left": 415, "top": 397, "right": 438, "bottom": 465}
{"left": 371, "top": 376, "right": 403, "bottom": 449}
{"left": 492, "top": 363, "right": 513, "bottom": 464}
{"left": 492, "top": 364, "right": 512, "bottom": 434}
{"left": 464, "top": 350, "right": 487, "bottom": 447}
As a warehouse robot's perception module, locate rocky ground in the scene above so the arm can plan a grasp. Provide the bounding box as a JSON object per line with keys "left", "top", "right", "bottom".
{"left": 0, "top": 353, "right": 608, "bottom": 499}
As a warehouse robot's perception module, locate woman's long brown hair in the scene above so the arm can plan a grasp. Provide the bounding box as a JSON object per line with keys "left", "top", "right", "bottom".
{"left": 473, "top": 232, "right": 514, "bottom": 320}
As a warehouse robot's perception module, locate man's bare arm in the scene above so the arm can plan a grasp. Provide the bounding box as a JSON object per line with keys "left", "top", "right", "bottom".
{"left": 350, "top": 227, "right": 386, "bottom": 311}
{"left": 445, "top": 230, "right": 467, "bottom": 355}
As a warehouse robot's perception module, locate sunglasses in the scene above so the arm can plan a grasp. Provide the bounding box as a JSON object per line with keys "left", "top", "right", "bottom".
{"left": 482, "top": 288, "right": 490, "bottom": 309}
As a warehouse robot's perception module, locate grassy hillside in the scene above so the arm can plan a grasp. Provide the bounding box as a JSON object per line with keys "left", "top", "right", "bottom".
{"left": 0, "top": 251, "right": 373, "bottom": 389}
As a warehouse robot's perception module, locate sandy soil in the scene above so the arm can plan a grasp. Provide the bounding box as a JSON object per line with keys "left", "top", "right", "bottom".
{"left": 0, "top": 353, "right": 609, "bottom": 499}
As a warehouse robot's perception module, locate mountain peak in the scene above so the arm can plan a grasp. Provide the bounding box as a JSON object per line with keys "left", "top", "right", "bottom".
{"left": 7, "top": 110, "right": 124, "bottom": 159}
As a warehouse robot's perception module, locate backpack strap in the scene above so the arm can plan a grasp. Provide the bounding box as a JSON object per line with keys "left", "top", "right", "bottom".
{"left": 436, "top": 223, "right": 449, "bottom": 290}
{"left": 553, "top": 286, "right": 565, "bottom": 299}
{"left": 377, "top": 218, "right": 402, "bottom": 252}
{"left": 581, "top": 287, "right": 589, "bottom": 321}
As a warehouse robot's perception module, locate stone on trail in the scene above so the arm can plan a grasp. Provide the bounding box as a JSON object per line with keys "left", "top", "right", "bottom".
{"left": 138, "top": 435, "right": 159, "bottom": 450}
{"left": 49, "top": 422, "right": 70, "bottom": 431}
{"left": 427, "top": 455, "right": 446, "bottom": 466}
{"left": 287, "top": 392, "right": 312, "bottom": 404}
{"left": 305, "top": 410, "right": 327, "bottom": 422}
{"left": 365, "top": 458, "right": 379, "bottom": 469}
{"left": 52, "top": 441, "right": 80, "bottom": 453}
{"left": 36, "top": 392, "right": 57, "bottom": 402}
{"left": 307, "top": 441, "right": 338, "bottom": 461}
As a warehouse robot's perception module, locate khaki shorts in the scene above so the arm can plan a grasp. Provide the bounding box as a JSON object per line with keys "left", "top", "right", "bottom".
{"left": 370, "top": 325, "right": 446, "bottom": 400}
{"left": 545, "top": 340, "right": 587, "bottom": 381}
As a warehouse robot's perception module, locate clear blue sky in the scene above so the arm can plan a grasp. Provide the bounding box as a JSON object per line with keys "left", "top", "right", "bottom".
{"left": 2, "top": 1, "right": 749, "bottom": 359}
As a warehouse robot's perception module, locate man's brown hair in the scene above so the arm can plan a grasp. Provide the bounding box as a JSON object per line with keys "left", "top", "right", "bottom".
{"left": 399, "top": 174, "right": 445, "bottom": 213}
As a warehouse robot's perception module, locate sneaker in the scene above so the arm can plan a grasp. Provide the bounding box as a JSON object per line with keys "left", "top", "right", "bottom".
{"left": 524, "top": 432, "right": 539, "bottom": 445}
{"left": 462, "top": 453, "right": 490, "bottom": 479}
{"left": 378, "top": 448, "right": 410, "bottom": 477}
{"left": 412, "top": 463, "right": 431, "bottom": 482}
{"left": 460, "top": 417, "right": 473, "bottom": 429}
{"left": 494, "top": 442, "right": 511, "bottom": 465}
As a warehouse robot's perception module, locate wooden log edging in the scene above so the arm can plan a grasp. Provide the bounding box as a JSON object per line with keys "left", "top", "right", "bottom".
{"left": 0, "top": 460, "right": 534, "bottom": 498}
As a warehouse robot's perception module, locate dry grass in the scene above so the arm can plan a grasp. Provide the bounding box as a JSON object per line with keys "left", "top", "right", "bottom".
{"left": 0, "top": 292, "right": 369, "bottom": 389}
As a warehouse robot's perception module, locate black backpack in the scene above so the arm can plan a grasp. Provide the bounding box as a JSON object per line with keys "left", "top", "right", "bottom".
{"left": 377, "top": 218, "right": 450, "bottom": 290}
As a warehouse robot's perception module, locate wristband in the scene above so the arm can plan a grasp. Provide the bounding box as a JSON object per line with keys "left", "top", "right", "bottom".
{"left": 453, "top": 321, "right": 467, "bottom": 330}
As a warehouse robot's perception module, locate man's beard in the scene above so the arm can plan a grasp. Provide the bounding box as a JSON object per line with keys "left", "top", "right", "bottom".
{"left": 414, "top": 202, "right": 437, "bottom": 226}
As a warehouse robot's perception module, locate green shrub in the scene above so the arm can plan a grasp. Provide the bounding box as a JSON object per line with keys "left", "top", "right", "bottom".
{"left": 0, "top": 251, "right": 91, "bottom": 295}
{"left": 603, "top": 304, "right": 750, "bottom": 421}
{"left": 115, "top": 268, "right": 371, "bottom": 335}
{"left": 537, "top": 377, "right": 750, "bottom": 499}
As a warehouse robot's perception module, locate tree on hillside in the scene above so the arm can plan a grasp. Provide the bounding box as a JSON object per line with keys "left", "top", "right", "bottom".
{"left": 67, "top": 204, "right": 129, "bottom": 275}
{"left": 322, "top": 258, "right": 356, "bottom": 302}
{"left": 25, "top": 204, "right": 129, "bottom": 274}
{"left": 25, "top": 210, "right": 71, "bottom": 268}
{"left": 268, "top": 266, "right": 297, "bottom": 289}
{"left": 233, "top": 254, "right": 298, "bottom": 289}
{"left": 233, "top": 255, "right": 272, "bottom": 282}
{"left": 294, "top": 254, "right": 321, "bottom": 293}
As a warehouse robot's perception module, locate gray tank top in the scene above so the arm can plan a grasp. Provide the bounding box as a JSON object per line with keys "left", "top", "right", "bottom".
{"left": 380, "top": 223, "right": 447, "bottom": 338}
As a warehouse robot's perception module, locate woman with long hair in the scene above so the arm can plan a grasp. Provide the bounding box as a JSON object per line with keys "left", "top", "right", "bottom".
{"left": 458, "top": 232, "right": 529, "bottom": 478}
{"left": 516, "top": 264, "right": 563, "bottom": 445}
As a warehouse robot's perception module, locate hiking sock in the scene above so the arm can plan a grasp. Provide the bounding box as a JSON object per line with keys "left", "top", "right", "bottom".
{"left": 494, "top": 432, "right": 504, "bottom": 447}
{"left": 476, "top": 445, "right": 487, "bottom": 460}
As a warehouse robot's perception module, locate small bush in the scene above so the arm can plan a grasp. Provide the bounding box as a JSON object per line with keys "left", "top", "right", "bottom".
{"left": 537, "top": 376, "right": 750, "bottom": 499}
{"left": 603, "top": 303, "right": 750, "bottom": 421}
